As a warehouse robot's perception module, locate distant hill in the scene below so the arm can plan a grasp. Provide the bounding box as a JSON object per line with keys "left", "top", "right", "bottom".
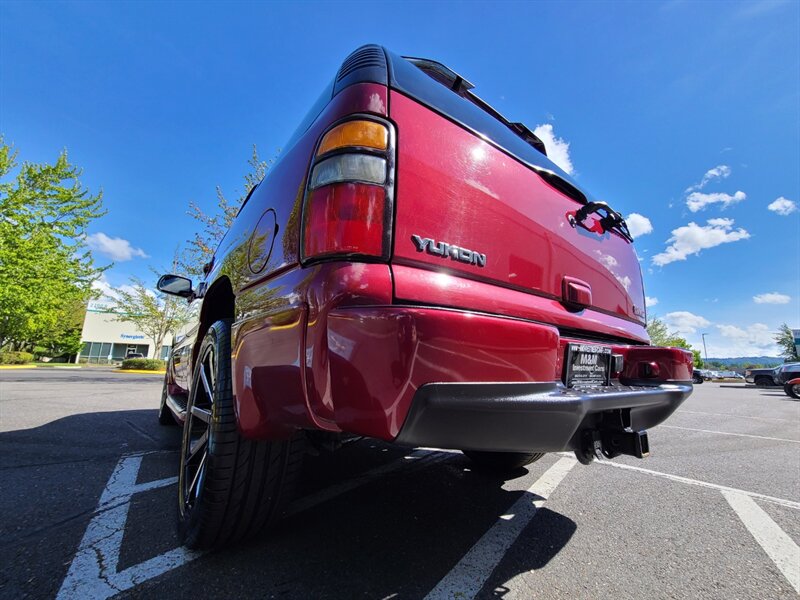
{"left": 706, "top": 356, "right": 784, "bottom": 367}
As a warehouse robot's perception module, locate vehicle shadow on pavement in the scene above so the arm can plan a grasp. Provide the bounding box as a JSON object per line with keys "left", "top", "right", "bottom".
{"left": 129, "top": 448, "right": 577, "bottom": 599}
{"left": 757, "top": 391, "right": 796, "bottom": 400}
{"left": 1, "top": 410, "right": 577, "bottom": 599}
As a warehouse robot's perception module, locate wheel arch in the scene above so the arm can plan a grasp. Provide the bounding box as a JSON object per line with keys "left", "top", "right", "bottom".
{"left": 193, "top": 276, "right": 236, "bottom": 367}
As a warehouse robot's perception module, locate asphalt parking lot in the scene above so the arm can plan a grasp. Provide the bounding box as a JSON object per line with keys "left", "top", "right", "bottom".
{"left": 1, "top": 369, "right": 798, "bottom": 599}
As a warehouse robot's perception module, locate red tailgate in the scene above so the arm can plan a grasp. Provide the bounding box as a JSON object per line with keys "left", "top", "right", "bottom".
{"left": 389, "top": 91, "right": 646, "bottom": 327}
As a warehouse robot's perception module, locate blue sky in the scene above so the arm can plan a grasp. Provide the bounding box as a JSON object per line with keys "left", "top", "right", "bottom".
{"left": 1, "top": 0, "right": 798, "bottom": 357}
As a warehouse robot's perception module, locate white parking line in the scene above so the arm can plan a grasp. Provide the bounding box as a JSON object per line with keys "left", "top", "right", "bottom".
{"left": 677, "top": 409, "right": 798, "bottom": 424}
{"left": 423, "top": 457, "right": 577, "bottom": 600}
{"left": 590, "top": 459, "right": 800, "bottom": 510}
{"left": 723, "top": 491, "right": 800, "bottom": 594}
{"left": 56, "top": 454, "right": 192, "bottom": 600}
{"left": 661, "top": 424, "right": 800, "bottom": 444}
{"left": 57, "top": 448, "right": 453, "bottom": 600}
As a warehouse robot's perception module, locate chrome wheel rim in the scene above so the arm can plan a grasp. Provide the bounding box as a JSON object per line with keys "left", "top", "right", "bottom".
{"left": 792, "top": 384, "right": 800, "bottom": 397}
{"left": 180, "top": 344, "right": 216, "bottom": 514}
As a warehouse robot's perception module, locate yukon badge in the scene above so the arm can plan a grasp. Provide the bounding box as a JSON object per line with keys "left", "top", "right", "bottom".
{"left": 411, "top": 234, "right": 486, "bottom": 267}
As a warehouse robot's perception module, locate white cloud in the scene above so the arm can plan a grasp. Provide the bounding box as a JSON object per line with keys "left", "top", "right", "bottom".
{"left": 533, "top": 123, "right": 574, "bottom": 175}
{"left": 90, "top": 274, "right": 139, "bottom": 305}
{"left": 767, "top": 196, "right": 797, "bottom": 216}
{"left": 685, "top": 165, "right": 731, "bottom": 193}
{"left": 91, "top": 275, "right": 118, "bottom": 301}
{"left": 753, "top": 292, "right": 791, "bottom": 304}
{"left": 645, "top": 296, "right": 658, "bottom": 307}
{"left": 665, "top": 311, "right": 710, "bottom": 335}
{"left": 652, "top": 218, "right": 750, "bottom": 266}
{"left": 87, "top": 232, "right": 148, "bottom": 261}
{"left": 709, "top": 322, "right": 778, "bottom": 357}
{"left": 685, "top": 190, "right": 746, "bottom": 212}
{"left": 626, "top": 213, "right": 653, "bottom": 238}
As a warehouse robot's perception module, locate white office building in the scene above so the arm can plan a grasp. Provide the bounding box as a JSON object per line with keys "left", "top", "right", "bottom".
{"left": 76, "top": 305, "right": 172, "bottom": 364}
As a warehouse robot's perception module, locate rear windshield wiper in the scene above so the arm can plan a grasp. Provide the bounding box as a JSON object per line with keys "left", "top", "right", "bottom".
{"left": 569, "top": 201, "right": 634, "bottom": 243}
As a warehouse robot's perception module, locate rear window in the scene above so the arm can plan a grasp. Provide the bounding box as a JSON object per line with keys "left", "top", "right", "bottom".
{"left": 386, "top": 49, "right": 588, "bottom": 204}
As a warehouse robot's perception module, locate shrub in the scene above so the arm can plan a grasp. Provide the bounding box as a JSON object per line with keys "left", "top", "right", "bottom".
{"left": 120, "top": 358, "right": 166, "bottom": 371}
{"left": 0, "top": 351, "right": 35, "bottom": 365}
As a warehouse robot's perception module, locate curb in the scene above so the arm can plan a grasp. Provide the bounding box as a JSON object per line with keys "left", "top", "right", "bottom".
{"left": 0, "top": 365, "right": 37, "bottom": 369}
{"left": 117, "top": 369, "right": 166, "bottom": 375}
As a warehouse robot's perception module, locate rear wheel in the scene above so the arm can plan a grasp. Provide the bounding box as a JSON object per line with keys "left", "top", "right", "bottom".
{"left": 462, "top": 450, "right": 544, "bottom": 472}
{"left": 178, "top": 319, "right": 305, "bottom": 549}
{"left": 755, "top": 377, "right": 773, "bottom": 388}
{"left": 784, "top": 383, "right": 800, "bottom": 400}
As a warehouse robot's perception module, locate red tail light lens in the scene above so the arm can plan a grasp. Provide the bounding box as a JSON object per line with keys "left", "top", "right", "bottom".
{"left": 301, "top": 115, "right": 394, "bottom": 263}
{"left": 303, "top": 183, "right": 385, "bottom": 258}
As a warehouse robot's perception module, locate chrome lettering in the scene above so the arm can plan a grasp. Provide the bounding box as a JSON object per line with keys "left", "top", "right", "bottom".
{"left": 410, "top": 234, "right": 486, "bottom": 267}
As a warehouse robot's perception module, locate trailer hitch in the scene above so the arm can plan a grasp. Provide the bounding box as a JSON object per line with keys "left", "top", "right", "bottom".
{"left": 575, "top": 410, "right": 650, "bottom": 464}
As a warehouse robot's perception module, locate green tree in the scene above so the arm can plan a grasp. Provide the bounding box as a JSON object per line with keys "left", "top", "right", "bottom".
{"left": 33, "top": 296, "right": 87, "bottom": 358}
{"left": 646, "top": 316, "right": 702, "bottom": 367}
{"left": 106, "top": 278, "right": 192, "bottom": 359}
{"left": 646, "top": 317, "right": 671, "bottom": 346}
{"left": 179, "top": 145, "right": 277, "bottom": 277}
{"left": 775, "top": 323, "right": 799, "bottom": 361}
{"left": 0, "top": 139, "right": 105, "bottom": 351}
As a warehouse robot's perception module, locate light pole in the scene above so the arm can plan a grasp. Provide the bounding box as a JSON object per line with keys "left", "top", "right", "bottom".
{"left": 701, "top": 333, "right": 709, "bottom": 368}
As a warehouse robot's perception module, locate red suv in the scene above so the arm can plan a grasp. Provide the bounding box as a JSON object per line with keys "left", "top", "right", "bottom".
{"left": 157, "top": 45, "right": 693, "bottom": 549}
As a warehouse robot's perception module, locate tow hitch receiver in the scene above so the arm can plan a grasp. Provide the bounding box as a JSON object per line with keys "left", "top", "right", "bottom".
{"left": 576, "top": 429, "right": 649, "bottom": 464}
{"left": 575, "top": 399, "right": 651, "bottom": 466}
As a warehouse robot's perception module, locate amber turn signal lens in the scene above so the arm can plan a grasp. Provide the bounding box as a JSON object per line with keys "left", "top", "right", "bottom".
{"left": 317, "top": 120, "right": 388, "bottom": 156}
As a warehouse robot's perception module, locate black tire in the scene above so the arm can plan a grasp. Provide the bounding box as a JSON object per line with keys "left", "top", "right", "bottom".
{"left": 785, "top": 383, "right": 800, "bottom": 400}
{"left": 158, "top": 372, "right": 178, "bottom": 426}
{"left": 692, "top": 373, "right": 704, "bottom": 384}
{"left": 178, "top": 319, "right": 305, "bottom": 549}
{"left": 755, "top": 377, "right": 773, "bottom": 388}
{"left": 462, "top": 450, "right": 545, "bottom": 472}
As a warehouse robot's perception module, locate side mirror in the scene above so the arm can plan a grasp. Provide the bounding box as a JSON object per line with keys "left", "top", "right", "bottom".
{"left": 157, "top": 274, "right": 193, "bottom": 298}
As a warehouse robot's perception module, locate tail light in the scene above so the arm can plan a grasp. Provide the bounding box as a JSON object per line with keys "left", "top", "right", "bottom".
{"left": 301, "top": 117, "right": 395, "bottom": 263}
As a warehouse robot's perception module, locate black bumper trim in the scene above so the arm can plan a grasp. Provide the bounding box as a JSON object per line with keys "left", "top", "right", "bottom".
{"left": 394, "top": 381, "right": 692, "bottom": 454}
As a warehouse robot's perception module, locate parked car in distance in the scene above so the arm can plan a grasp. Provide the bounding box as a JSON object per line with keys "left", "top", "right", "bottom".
{"left": 746, "top": 363, "right": 800, "bottom": 386}
{"left": 718, "top": 370, "right": 744, "bottom": 380}
{"left": 776, "top": 363, "right": 800, "bottom": 384}
{"left": 125, "top": 352, "right": 144, "bottom": 359}
{"left": 156, "top": 44, "right": 694, "bottom": 550}
{"left": 694, "top": 368, "right": 713, "bottom": 380}
{"left": 784, "top": 377, "right": 800, "bottom": 399}
{"left": 692, "top": 371, "right": 705, "bottom": 384}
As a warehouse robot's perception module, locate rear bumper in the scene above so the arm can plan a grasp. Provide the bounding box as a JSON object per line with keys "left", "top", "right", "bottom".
{"left": 395, "top": 381, "right": 692, "bottom": 453}
{"left": 311, "top": 302, "right": 694, "bottom": 445}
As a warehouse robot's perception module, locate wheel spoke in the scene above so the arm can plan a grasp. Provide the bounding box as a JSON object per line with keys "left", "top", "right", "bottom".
{"left": 190, "top": 404, "right": 211, "bottom": 424}
{"left": 199, "top": 366, "right": 213, "bottom": 401}
{"left": 186, "top": 429, "right": 208, "bottom": 463}
{"left": 188, "top": 452, "right": 207, "bottom": 496}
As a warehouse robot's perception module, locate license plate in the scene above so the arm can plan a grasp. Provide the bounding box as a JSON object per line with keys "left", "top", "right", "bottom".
{"left": 565, "top": 343, "right": 612, "bottom": 387}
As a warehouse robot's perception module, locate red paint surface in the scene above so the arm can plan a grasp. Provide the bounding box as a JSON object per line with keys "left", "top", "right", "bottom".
{"left": 326, "top": 307, "right": 560, "bottom": 439}
{"left": 389, "top": 91, "right": 646, "bottom": 326}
